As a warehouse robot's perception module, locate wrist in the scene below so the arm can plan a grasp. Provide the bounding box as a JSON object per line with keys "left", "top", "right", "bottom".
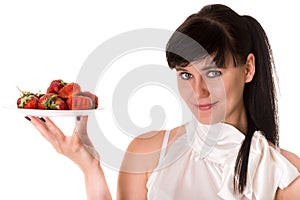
{"left": 80, "top": 155, "right": 100, "bottom": 174}
{"left": 73, "top": 144, "right": 100, "bottom": 174}
{"left": 83, "top": 159, "right": 112, "bottom": 200}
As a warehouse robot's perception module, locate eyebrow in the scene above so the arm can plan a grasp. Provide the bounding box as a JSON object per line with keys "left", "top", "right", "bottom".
{"left": 175, "top": 67, "right": 188, "bottom": 71}
{"left": 175, "top": 65, "right": 219, "bottom": 72}
{"left": 201, "top": 65, "right": 219, "bottom": 71}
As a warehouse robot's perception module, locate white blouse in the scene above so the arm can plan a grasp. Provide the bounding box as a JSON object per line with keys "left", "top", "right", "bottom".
{"left": 146, "top": 119, "right": 299, "bottom": 199}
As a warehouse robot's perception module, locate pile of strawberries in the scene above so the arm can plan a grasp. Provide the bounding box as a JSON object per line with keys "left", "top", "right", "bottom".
{"left": 17, "top": 79, "right": 98, "bottom": 110}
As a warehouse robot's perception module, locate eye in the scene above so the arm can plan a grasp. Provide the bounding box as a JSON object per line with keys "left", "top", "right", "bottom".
{"left": 179, "top": 72, "right": 193, "bottom": 80}
{"left": 206, "top": 70, "right": 222, "bottom": 78}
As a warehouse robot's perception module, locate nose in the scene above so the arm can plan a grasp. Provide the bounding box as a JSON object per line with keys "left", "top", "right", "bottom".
{"left": 192, "top": 75, "right": 210, "bottom": 98}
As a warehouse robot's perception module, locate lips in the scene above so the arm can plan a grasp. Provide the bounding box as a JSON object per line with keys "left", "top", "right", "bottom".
{"left": 195, "top": 101, "right": 218, "bottom": 111}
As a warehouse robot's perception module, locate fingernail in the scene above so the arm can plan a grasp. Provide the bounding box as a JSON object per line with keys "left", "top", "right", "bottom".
{"left": 39, "top": 117, "right": 46, "bottom": 122}
{"left": 76, "top": 116, "right": 81, "bottom": 121}
{"left": 25, "top": 116, "right": 31, "bottom": 121}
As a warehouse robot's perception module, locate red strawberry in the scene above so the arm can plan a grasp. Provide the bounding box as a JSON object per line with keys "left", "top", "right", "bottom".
{"left": 46, "top": 79, "right": 68, "bottom": 94}
{"left": 51, "top": 96, "right": 68, "bottom": 110}
{"left": 38, "top": 93, "right": 53, "bottom": 109}
{"left": 79, "top": 91, "right": 98, "bottom": 109}
{"left": 17, "top": 95, "right": 39, "bottom": 109}
{"left": 58, "top": 83, "right": 81, "bottom": 99}
{"left": 66, "top": 95, "right": 93, "bottom": 110}
{"left": 17, "top": 88, "right": 39, "bottom": 109}
{"left": 38, "top": 93, "right": 68, "bottom": 110}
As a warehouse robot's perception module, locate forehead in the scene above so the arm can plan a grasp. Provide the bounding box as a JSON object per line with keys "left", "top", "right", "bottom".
{"left": 175, "top": 52, "right": 236, "bottom": 72}
{"left": 175, "top": 56, "right": 217, "bottom": 71}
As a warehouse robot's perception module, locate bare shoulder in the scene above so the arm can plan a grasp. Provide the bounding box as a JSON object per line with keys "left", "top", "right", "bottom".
{"left": 117, "top": 130, "right": 165, "bottom": 200}
{"left": 280, "top": 148, "right": 300, "bottom": 172}
{"left": 117, "top": 125, "right": 186, "bottom": 200}
{"left": 267, "top": 147, "right": 300, "bottom": 199}
{"left": 121, "top": 124, "right": 186, "bottom": 172}
{"left": 276, "top": 176, "right": 300, "bottom": 200}
{"left": 127, "top": 124, "right": 186, "bottom": 154}
{"left": 275, "top": 149, "right": 300, "bottom": 199}
{"left": 126, "top": 130, "right": 166, "bottom": 154}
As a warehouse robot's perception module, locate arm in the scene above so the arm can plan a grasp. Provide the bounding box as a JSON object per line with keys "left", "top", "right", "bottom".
{"left": 276, "top": 176, "right": 300, "bottom": 200}
{"left": 116, "top": 126, "right": 184, "bottom": 199}
{"left": 27, "top": 116, "right": 112, "bottom": 200}
{"left": 84, "top": 159, "right": 112, "bottom": 200}
{"left": 117, "top": 131, "right": 165, "bottom": 200}
{"left": 117, "top": 171, "right": 148, "bottom": 200}
{"left": 280, "top": 148, "right": 300, "bottom": 172}
{"left": 275, "top": 149, "right": 300, "bottom": 199}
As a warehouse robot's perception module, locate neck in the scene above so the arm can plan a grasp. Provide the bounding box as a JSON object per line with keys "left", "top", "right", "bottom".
{"left": 225, "top": 105, "right": 248, "bottom": 135}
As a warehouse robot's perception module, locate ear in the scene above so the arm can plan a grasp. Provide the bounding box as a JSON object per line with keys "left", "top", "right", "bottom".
{"left": 244, "top": 53, "right": 255, "bottom": 83}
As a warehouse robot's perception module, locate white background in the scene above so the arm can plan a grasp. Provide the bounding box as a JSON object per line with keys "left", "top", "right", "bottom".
{"left": 0, "top": 0, "right": 299, "bottom": 199}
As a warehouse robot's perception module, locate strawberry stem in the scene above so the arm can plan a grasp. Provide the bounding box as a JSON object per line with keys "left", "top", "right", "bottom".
{"left": 16, "top": 86, "right": 32, "bottom": 97}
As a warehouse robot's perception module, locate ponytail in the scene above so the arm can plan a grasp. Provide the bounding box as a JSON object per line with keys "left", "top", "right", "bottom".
{"left": 234, "top": 15, "right": 279, "bottom": 193}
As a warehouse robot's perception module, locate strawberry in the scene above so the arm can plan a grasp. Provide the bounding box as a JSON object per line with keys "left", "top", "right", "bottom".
{"left": 78, "top": 91, "right": 98, "bottom": 109}
{"left": 38, "top": 93, "right": 68, "bottom": 110}
{"left": 17, "top": 95, "right": 39, "bottom": 109}
{"left": 66, "top": 95, "right": 93, "bottom": 110}
{"left": 38, "top": 93, "right": 54, "bottom": 109}
{"left": 51, "top": 96, "right": 68, "bottom": 110}
{"left": 17, "top": 88, "right": 39, "bottom": 109}
{"left": 46, "top": 79, "right": 68, "bottom": 94}
{"left": 58, "top": 83, "right": 81, "bottom": 99}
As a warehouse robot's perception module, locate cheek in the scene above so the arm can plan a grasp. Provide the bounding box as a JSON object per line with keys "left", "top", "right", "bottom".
{"left": 208, "top": 69, "right": 245, "bottom": 103}
{"left": 177, "top": 80, "right": 193, "bottom": 101}
{"left": 205, "top": 79, "right": 226, "bottom": 100}
{"left": 208, "top": 80, "right": 227, "bottom": 122}
{"left": 222, "top": 77, "right": 245, "bottom": 107}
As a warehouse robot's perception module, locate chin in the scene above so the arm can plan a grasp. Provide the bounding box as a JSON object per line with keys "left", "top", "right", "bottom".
{"left": 190, "top": 105, "right": 226, "bottom": 125}
{"left": 197, "top": 117, "right": 220, "bottom": 125}
{"left": 193, "top": 112, "right": 225, "bottom": 125}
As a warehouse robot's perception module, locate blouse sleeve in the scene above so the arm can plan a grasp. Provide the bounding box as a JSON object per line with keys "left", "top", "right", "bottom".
{"left": 218, "top": 131, "right": 300, "bottom": 200}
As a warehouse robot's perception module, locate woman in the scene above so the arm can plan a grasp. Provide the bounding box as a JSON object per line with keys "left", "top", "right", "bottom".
{"left": 26, "top": 4, "right": 300, "bottom": 199}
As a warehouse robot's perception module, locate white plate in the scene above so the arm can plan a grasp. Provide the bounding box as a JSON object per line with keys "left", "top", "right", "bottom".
{"left": 1, "top": 105, "right": 103, "bottom": 117}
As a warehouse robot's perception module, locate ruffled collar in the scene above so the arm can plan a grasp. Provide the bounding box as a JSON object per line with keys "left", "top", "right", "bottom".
{"left": 186, "top": 118, "right": 245, "bottom": 163}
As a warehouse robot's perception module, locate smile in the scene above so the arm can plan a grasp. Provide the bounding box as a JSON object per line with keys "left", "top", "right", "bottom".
{"left": 195, "top": 102, "right": 218, "bottom": 111}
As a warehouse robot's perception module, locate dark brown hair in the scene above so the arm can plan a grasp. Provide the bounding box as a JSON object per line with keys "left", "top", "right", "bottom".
{"left": 166, "top": 4, "right": 279, "bottom": 193}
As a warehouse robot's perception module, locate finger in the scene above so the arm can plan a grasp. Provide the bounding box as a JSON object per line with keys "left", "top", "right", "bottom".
{"left": 74, "top": 115, "right": 89, "bottom": 134}
{"left": 28, "top": 116, "right": 57, "bottom": 143}
{"left": 42, "top": 117, "right": 66, "bottom": 139}
{"left": 75, "top": 115, "right": 88, "bottom": 127}
{"left": 29, "top": 116, "right": 66, "bottom": 141}
{"left": 74, "top": 115, "right": 94, "bottom": 146}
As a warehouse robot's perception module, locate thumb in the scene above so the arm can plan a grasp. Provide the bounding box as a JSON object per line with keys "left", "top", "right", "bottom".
{"left": 74, "top": 115, "right": 89, "bottom": 135}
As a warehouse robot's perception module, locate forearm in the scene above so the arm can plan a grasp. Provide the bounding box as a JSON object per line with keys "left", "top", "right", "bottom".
{"left": 83, "top": 159, "right": 112, "bottom": 200}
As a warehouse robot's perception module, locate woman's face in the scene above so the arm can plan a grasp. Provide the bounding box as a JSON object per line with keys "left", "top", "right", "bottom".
{"left": 176, "top": 56, "right": 250, "bottom": 126}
